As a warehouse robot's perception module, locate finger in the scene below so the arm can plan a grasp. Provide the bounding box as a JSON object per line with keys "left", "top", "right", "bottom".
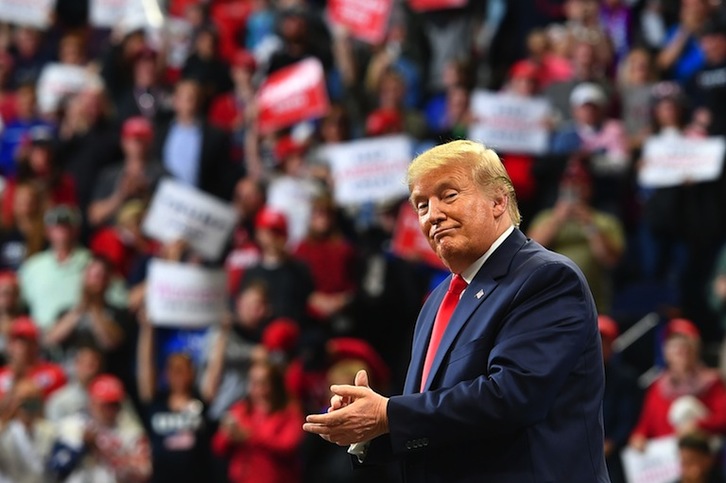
{"left": 328, "top": 394, "right": 348, "bottom": 412}
{"left": 302, "top": 422, "right": 332, "bottom": 435}
{"left": 354, "top": 369, "right": 369, "bottom": 388}
{"left": 306, "top": 412, "right": 339, "bottom": 425}
{"left": 330, "top": 385, "right": 369, "bottom": 399}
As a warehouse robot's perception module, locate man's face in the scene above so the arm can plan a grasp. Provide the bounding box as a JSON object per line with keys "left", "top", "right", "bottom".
{"left": 8, "top": 337, "right": 36, "bottom": 368}
{"left": 700, "top": 33, "right": 726, "bottom": 64}
{"left": 173, "top": 83, "right": 199, "bottom": 118}
{"left": 679, "top": 448, "right": 713, "bottom": 483}
{"left": 90, "top": 399, "right": 121, "bottom": 427}
{"left": 46, "top": 224, "right": 75, "bottom": 250}
{"left": 411, "top": 164, "right": 507, "bottom": 273}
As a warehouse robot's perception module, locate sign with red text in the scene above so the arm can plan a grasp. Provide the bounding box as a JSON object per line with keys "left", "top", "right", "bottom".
{"left": 146, "top": 260, "right": 227, "bottom": 327}
{"left": 621, "top": 436, "right": 680, "bottom": 483}
{"left": 316, "top": 135, "right": 412, "bottom": 206}
{"left": 257, "top": 58, "right": 330, "bottom": 134}
{"left": 142, "top": 178, "right": 237, "bottom": 260}
{"left": 37, "top": 63, "right": 99, "bottom": 114}
{"left": 328, "top": 0, "right": 392, "bottom": 44}
{"left": 639, "top": 135, "right": 726, "bottom": 188}
{"left": 469, "top": 90, "right": 551, "bottom": 155}
{"left": 391, "top": 202, "right": 446, "bottom": 269}
{"left": 408, "top": 0, "right": 466, "bottom": 12}
{"left": 0, "top": 0, "right": 55, "bottom": 28}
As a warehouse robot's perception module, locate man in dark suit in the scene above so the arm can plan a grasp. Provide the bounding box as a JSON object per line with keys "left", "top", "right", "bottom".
{"left": 303, "top": 140, "right": 610, "bottom": 482}
{"left": 155, "top": 79, "right": 236, "bottom": 201}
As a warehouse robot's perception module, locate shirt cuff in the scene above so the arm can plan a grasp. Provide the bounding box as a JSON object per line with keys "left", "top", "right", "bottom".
{"left": 347, "top": 440, "right": 371, "bottom": 463}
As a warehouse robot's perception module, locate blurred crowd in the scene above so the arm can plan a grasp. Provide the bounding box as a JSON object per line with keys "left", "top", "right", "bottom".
{"left": 0, "top": 0, "right": 724, "bottom": 482}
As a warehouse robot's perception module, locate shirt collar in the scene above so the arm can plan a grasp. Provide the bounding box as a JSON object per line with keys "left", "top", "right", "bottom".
{"left": 460, "top": 225, "right": 515, "bottom": 284}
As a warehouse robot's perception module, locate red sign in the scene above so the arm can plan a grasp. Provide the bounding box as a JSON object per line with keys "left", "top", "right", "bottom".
{"left": 328, "top": 0, "right": 392, "bottom": 44}
{"left": 408, "top": 0, "right": 467, "bottom": 12}
{"left": 257, "top": 58, "right": 330, "bottom": 134}
{"left": 391, "top": 203, "right": 447, "bottom": 270}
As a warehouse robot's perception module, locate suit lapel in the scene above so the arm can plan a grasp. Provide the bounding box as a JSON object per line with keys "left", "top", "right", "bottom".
{"left": 419, "top": 230, "right": 528, "bottom": 392}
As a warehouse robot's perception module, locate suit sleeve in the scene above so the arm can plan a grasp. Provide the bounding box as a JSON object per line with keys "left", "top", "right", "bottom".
{"left": 386, "top": 260, "right": 598, "bottom": 454}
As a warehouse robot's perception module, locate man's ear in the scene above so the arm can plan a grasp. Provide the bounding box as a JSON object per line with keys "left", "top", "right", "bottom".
{"left": 491, "top": 192, "right": 508, "bottom": 218}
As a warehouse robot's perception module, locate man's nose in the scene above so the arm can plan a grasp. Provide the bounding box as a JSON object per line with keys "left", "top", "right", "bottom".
{"left": 428, "top": 198, "right": 446, "bottom": 224}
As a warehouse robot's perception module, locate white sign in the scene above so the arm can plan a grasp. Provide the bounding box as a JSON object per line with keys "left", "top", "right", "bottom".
{"left": 97, "top": 0, "right": 163, "bottom": 40}
{"left": 142, "top": 178, "right": 237, "bottom": 260}
{"left": 317, "top": 135, "right": 412, "bottom": 206}
{"left": 469, "top": 91, "right": 551, "bottom": 154}
{"left": 165, "top": 17, "right": 193, "bottom": 69}
{"left": 146, "top": 259, "right": 227, "bottom": 327}
{"left": 90, "top": 0, "right": 128, "bottom": 27}
{"left": 639, "top": 135, "right": 726, "bottom": 188}
{"left": 267, "top": 176, "right": 318, "bottom": 248}
{"left": 37, "top": 63, "right": 98, "bottom": 114}
{"left": 621, "top": 436, "right": 680, "bottom": 483}
{"left": 0, "top": 0, "right": 55, "bottom": 28}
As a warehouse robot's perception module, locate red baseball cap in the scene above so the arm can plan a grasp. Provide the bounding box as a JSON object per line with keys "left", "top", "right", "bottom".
{"left": 328, "top": 337, "right": 390, "bottom": 388}
{"left": 255, "top": 207, "right": 288, "bottom": 237}
{"left": 274, "top": 136, "right": 306, "bottom": 162}
{"left": 597, "top": 315, "right": 619, "bottom": 340}
{"left": 89, "top": 374, "right": 125, "bottom": 403}
{"left": 262, "top": 317, "right": 300, "bottom": 353}
{"left": 231, "top": 49, "right": 257, "bottom": 72}
{"left": 665, "top": 318, "right": 700, "bottom": 340}
{"left": 509, "top": 61, "right": 539, "bottom": 81}
{"left": 122, "top": 116, "right": 154, "bottom": 142}
{"left": 9, "top": 317, "right": 39, "bottom": 341}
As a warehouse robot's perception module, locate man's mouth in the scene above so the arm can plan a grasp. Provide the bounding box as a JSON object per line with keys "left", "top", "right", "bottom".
{"left": 431, "top": 227, "right": 454, "bottom": 243}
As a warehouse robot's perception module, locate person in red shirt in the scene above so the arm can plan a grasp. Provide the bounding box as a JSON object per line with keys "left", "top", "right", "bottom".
{"left": 294, "top": 193, "right": 356, "bottom": 327}
{"left": 629, "top": 318, "right": 726, "bottom": 450}
{"left": 212, "top": 360, "right": 304, "bottom": 483}
{"left": 0, "top": 317, "right": 66, "bottom": 405}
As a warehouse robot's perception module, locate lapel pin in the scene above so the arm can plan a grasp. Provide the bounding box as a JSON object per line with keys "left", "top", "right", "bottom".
{"left": 476, "top": 289, "right": 484, "bottom": 299}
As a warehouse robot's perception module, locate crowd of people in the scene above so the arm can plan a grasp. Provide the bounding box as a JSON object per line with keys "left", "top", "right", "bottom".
{"left": 0, "top": 0, "right": 722, "bottom": 482}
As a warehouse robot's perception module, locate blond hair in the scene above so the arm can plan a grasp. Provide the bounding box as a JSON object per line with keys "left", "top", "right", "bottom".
{"left": 407, "top": 140, "right": 521, "bottom": 227}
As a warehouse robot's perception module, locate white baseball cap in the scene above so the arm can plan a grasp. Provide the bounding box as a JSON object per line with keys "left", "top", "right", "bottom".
{"left": 570, "top": 83, "right": 607, "bottom": 107}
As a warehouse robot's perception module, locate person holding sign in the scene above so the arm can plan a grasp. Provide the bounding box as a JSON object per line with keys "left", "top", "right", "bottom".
{"left": 628, "top": 319, "right": 726, "bottom": 452}
{"left": 303, "top": 140, "right": 609, "bottom": 482}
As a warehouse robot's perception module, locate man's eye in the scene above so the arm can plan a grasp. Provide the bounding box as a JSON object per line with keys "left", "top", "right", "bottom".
{"left": 416, "top": 202, "right": 428, "bottom": 212}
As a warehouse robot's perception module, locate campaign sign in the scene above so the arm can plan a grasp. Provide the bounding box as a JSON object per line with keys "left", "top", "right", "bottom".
{"left": 621, "top": 436, "right": 680, "bottom": 483}
{"left": 408, "top": 0, "right": 467, "bottom": 12}
{"left": 146, "top": 259, "right": 227, "bottom": 327}
{"left": 469, "top": 90, "right": 551, "bottom": 155}
{"left": 90, "top": 0, "right": 128, "bottom": 27}
{"left": 0, "top": 0, "right": 55, "bottom": 28}
{"left": 328, "top": 0, "right": 392, "bottom": 44}
{"left": 142, "top": 178, "right": 237, "bottom": 260}
{"left": 317, "top": 135, "right": 412, "bottom": 206}
{"left": 257, "top": 58, "right": 330, "bottom": 134}
{"left": 37, "top": 63, "right": 96, "bottom": 114}
{"left": 639, "top": 135, "right": 726, "bottom": 188}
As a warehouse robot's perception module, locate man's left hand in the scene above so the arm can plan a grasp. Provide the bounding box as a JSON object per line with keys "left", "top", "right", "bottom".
{"left": 303, "top": 370, "right": 389, "bottom": 446}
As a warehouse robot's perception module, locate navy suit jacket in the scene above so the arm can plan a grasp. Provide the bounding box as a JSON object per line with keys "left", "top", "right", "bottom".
{"left": 368, "top": 229, "right": 610, "bottom": 482}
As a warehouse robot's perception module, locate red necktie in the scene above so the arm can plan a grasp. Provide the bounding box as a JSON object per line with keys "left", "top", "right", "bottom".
{"left": 420, "top": 274, "right": 468, "bottom": 391}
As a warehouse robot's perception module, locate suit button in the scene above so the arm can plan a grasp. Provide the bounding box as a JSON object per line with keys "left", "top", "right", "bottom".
{"left": 422, "top": 438, "right": 428, "bottom": 446}
{"left": 406, "top": 442, "right": 412, "bottom": 450}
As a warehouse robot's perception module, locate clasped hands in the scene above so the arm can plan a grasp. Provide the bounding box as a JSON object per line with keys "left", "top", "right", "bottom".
{"left": 303, "top": 369, "right": 390, "bottom": 446}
